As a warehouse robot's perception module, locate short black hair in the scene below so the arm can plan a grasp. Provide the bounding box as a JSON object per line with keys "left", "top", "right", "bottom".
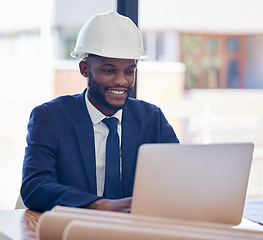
{"left": 88, "top": 53, "right": 101, "bottom": 58}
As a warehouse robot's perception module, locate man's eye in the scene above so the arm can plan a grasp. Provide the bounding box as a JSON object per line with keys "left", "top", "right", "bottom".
{"left": 127, "top": 70, "right": 136, "bottom": 75}
{"left": 102, "top": 69, "right": 114, "bottom": 73}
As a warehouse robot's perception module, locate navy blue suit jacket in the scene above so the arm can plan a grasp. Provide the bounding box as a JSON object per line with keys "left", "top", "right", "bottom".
{"left": 21, "top": 89, "right": 179, "bottom": 212}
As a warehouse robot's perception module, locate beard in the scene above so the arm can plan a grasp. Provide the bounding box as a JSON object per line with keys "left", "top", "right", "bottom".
{"left": 87, "top": 73, "right": 133, "bottom": 111}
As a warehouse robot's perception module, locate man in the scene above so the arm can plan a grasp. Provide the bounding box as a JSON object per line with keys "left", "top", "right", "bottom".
{"left": 21, "top": 11, "right": 179, "bottom": 213}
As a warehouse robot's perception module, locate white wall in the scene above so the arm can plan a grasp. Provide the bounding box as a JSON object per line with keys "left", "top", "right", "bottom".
{"left": 139, "top": 0, "right": 263, "bottom": 34}
{"left": 0, "top": 0, "right": 52, "bottom": 32}
{"left": 0, "top": 0, "right": 117, "bottom": 32}
{"left": 3, "top": 0, "right": 263, "bottom": 34}
{"left": 54, "top": 0, "right": 117, "bottom": 27}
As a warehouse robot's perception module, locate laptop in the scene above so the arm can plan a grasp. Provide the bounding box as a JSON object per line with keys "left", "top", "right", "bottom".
{"left": 131, "top": 143, "right": 254, "bottom": 226}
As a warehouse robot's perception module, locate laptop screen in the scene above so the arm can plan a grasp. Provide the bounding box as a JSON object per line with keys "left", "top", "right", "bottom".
{"left": 131, "top": 143, "right": 254, "bottom": 226}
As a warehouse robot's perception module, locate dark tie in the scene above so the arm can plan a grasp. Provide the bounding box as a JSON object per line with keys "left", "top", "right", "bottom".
{"left": 102, "top": 117, "right": 121, "bottom": 199}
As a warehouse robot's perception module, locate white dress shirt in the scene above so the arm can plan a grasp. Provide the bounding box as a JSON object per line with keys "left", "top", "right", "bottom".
{"left": 85, "top": 91, "right": 122, "bottom": 196}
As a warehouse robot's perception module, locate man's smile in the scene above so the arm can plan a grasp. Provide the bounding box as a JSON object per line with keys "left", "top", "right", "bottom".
{"left": 106, "top": 88, "right": 128, "bottom": 96}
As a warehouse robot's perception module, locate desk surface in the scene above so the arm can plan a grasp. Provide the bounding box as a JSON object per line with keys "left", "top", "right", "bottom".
{"left": 0, "top": 205, "right": 263, "bottom": 240}
{"left": 0, "top": 209, "right": 41, "bottom": 240}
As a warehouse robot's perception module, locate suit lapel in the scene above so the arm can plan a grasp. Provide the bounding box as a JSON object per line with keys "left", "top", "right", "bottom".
{"left": 73, "top": 90, "right": 97, "bottom": 195}
{"left": 73, "top": 92, "right": 138, "bottom": 197}
{"left": 121, "top": 105, "right": 138, "bottom": 197}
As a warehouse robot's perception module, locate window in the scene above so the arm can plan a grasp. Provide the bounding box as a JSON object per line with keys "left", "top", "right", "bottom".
{"left": 183, "top": 34, "right": 200, "bottom": 53}
{"left": 181, "top": 34, "right": 246, "bottom": 89}
{"left": 226, "top": 37, "right": 239, "bottom": 52}
{"left": 227, "top": 60, "right": 239, "bottom": 87}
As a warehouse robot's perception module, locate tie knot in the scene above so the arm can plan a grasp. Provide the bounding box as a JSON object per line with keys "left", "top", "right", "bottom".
{"left": 102, "top": 117, "right": 119, "bottom": 132}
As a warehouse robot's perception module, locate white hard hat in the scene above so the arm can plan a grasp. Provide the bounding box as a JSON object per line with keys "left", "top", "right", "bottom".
{"left": 71, "top": 11, "right": 147, "bottom": 60}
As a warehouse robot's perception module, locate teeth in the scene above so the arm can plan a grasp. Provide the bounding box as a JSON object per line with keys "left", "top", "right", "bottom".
{"left": 108, "top": 89, "right": 125, "bottom": 95}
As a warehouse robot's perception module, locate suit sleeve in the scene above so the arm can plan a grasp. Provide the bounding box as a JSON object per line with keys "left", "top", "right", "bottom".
{"left": 158, "top": 108, "right": 180, "bottom": 143}
{"left": 21, "top": 106, "right": 100, "bottom": 212}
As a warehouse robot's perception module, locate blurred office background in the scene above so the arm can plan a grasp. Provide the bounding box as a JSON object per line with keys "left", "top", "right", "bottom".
{"left": 0, "top": 0, "right": 263, "bottom": 209}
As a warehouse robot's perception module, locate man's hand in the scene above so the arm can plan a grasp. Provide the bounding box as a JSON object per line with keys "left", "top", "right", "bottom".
{"left": 85, "top": 197, "right": 132, "bottom": 213}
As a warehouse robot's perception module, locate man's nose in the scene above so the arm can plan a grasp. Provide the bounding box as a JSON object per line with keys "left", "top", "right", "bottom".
{"left": 113, "top": 71, "right": 128, "bottom": 85}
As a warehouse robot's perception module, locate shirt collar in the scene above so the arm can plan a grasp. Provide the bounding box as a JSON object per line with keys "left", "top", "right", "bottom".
{"left": 85, "top": 90, "right": 123, "bottom": 125}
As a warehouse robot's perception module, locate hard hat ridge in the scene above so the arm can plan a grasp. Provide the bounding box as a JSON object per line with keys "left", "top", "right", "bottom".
{"left": 71, "top": 11, "right": 147, "bottom": 60}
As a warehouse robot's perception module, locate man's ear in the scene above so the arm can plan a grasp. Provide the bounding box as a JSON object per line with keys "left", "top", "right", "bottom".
{"left": 79, "top": 61, "right": 89, "bottom": 77}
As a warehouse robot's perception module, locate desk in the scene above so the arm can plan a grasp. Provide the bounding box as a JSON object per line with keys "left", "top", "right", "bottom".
{"left": 0, "top": 208, "right": 262, "bottom": 240}
{"left": 0, "top": 209, "right": 41, "bottom": 240}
